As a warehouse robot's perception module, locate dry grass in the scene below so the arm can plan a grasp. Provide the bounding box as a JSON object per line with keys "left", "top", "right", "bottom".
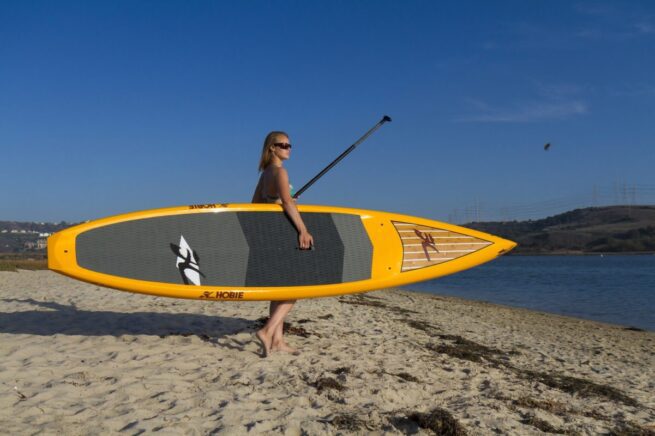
{"left": 0, "top": 258, "right": 48, "bottom": 272}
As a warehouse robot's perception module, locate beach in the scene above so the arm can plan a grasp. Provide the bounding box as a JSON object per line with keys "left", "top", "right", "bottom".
{"left": 1, "top": 270, "right": 653, "bottom": 435}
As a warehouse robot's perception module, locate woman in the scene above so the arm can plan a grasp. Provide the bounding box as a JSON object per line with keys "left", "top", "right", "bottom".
{"left": 252, "top": 131, "right": 314, "bottom": 357}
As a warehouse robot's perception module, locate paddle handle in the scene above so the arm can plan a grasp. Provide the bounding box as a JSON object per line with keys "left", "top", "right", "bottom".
{"left": 293, "top": 115, "right": 392, "bottom": 199}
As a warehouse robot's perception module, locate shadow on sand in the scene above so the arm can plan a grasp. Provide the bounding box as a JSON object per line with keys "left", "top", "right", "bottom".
{"left": 0, "top": 298, "right": 256, "bottom": 339}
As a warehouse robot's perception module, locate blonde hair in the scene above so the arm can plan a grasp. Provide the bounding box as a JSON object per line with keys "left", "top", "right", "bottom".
{"left": 258, "top": 131, "right": 289, "bottom": 171}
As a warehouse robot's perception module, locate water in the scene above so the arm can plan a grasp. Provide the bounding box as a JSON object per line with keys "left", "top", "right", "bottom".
{"left": 403, "top": 255, "right": 655, "bottom": 331}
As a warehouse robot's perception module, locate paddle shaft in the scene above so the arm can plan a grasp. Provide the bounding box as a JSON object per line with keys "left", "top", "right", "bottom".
{"left": 293, "top": 115, "right": 392, "bottom": 199}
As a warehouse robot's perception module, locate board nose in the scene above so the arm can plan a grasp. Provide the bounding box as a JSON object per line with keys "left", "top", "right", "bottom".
{"left": 497, "top": 237, "right": 517, "bottom": 255}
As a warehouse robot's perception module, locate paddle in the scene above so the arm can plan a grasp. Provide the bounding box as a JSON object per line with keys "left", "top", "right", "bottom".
{"left": 293, "top": 115, "right": 392, "bottom": 199}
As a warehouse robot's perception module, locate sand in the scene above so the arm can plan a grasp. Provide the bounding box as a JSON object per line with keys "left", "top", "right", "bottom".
{"left": 1, "top": 270, "right": 653, "bottom": 435}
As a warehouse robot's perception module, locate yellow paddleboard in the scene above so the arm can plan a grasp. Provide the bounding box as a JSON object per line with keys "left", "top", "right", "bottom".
{"left": 48, "top": 203, "right": 516, "bottom": 301}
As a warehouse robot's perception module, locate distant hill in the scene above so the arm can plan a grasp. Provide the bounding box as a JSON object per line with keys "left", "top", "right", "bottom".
{"left": 0, "top": 221, "right": 74, "bottom": 253}
{"left": 466, "top": 205, "right": 655, "bottom": 254}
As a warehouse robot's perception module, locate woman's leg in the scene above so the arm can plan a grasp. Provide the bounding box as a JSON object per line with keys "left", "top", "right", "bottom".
{"left": 269, "top": 301, "right": 279, "bottom": 318}
{"left": 256, "top": 300, "right": 296, "bottom": 356}
{"left": 271, "top": 300, "right": 296, "bottom": 352}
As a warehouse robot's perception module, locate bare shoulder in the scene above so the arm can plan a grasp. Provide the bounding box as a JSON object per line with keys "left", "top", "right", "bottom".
{"left": 272, "top": 166, "right": 289, "bottom": 180}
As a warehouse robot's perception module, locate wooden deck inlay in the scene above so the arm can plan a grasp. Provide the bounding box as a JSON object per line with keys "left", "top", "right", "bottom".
{"left": 392, "top": 221, "right": 492, "bottom": 272}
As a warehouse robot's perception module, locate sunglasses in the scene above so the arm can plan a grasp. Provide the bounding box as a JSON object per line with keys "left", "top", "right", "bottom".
{"left": 274, "top": 142, "right": 292, "bottom": 150}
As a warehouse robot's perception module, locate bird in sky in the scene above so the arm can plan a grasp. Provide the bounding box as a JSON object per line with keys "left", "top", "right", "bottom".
{"left": 544, "top": 142, "right": 551, "bottom": 151}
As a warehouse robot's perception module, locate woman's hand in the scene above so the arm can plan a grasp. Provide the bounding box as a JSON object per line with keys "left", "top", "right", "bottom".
{"left": 298, "top": 230, "right": 314, "bottom": 250}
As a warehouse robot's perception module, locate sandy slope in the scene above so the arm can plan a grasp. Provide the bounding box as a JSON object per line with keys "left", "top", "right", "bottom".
{"left": 1, "top": 270, "right": 653, "bottom": 435}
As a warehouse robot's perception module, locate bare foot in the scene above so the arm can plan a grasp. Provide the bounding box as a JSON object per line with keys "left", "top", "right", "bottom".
{"left": 272, "top": 341, "right": 299, "bottom": 354}
{"left": 255, "top": 330, "right": 272, "bottom": 357}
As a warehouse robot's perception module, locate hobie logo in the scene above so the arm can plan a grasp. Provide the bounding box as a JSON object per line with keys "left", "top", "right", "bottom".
{"left": 170, "top": 236, "right": 205, "bottom": 285}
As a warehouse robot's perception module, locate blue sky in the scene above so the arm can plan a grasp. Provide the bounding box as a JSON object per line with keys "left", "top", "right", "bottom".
{"left": 1, "top": 1, "right": 654, "bottom": 222}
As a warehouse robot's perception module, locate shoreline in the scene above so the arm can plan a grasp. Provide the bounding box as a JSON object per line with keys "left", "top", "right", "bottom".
{"left": 1, "top": 271, "right": 654, "bottom": 434}
{"left": 402, "top": 286, "right": 653, "bottom": 333}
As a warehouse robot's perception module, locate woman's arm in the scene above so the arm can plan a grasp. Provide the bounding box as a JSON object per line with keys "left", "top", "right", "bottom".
{"left": 276, "top": 168, "right": 314, "bottom": 249}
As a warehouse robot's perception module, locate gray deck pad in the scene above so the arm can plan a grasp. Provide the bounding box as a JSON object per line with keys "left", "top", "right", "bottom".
{"left": 76, "top": 211, "right": 373, "bottom": 287}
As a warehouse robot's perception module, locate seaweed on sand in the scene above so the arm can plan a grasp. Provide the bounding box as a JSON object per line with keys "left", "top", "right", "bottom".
{"left": 520, "top": 413, "right": 565, "bottom": 434}
{"left": 339, "top": 295, "right": 389, "bottom": 308}
{"left": 310, "top": 377, "right": 346, "bottom": 393}
{"left": 515, "top": 369, "right": 639, "bottom": 407}
{"left": 497, "top": 367, "right": 639, "bottom": 408}
{"left": 328, "top": 413, "right": 364, "bottom": 431}
{"left": 371, "top": 369, "right": 420, "bottom": 383}
{"left": 427, "top": 335, "right": 511, "bottom": 365}
{"left": 402, "top": 319, "right": 438, "bottom": 333}
{"left": 497, "top": 393, "right": 613, "bottom": 424}
{"left": 393, "top": 408, "right": 467, "bottom": 436}
{"left": 429, "top": 334, "right": 638, "bottom": 407}
{"left": 608, "top": 421, "right": 655, "bottom": 436}
{"left": 339, "top": 294, "right": 419, "bottom": 315}
{"left": 395, "top": 372, "right": 421, "bottom": 383}
{"left": 506, "top": 396, "right": 569, "bottom": 416}
{"left": 624, "top": 326, "right": 646, "bottom": 332}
